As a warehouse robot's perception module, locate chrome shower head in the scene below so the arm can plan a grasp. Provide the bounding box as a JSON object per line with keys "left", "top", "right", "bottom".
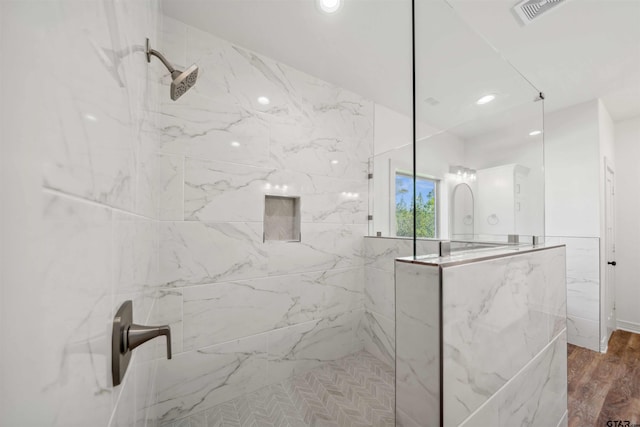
{"left": 146, "top": 38, "right": 198, "bottom": 101}
{"left": 170, "top": 65, "right": 199, "bottom": 101}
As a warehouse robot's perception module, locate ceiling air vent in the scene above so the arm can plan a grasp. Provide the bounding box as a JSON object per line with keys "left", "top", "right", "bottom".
{"left": 513, "top": 0, "right": 568, "bottom": 25}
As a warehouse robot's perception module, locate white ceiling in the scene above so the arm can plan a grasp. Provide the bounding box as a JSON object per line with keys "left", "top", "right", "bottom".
{"left": 447, "top": 0, "right": 640, "bottom": 121}
{"left": 163, "top": 0, "right": 640, "bottom": 124}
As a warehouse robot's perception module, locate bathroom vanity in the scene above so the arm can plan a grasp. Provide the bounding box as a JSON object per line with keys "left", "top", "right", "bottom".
{"left": 395, "top": 244, "right": 568, "bottom": 427}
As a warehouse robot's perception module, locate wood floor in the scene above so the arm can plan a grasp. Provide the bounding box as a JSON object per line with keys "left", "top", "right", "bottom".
{"left": 568, "top": 330, "right": 640, "bottom": 427}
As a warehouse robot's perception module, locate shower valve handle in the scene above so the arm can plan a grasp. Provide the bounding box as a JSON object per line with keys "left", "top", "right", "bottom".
{"left": 112, "top": 300, "right": 172, "bottom": 387}
{"left": 126, "top": 323, "right": 172, "bottom": 359}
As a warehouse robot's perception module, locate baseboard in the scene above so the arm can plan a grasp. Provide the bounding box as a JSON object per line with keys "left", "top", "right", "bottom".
{"left": 617, "top": 320, "right": 640, "bottom": 334}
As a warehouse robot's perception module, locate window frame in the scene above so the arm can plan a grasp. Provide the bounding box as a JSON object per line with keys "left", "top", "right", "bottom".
{"left": 391, "top": 167, "right": 440, "bottom": 239}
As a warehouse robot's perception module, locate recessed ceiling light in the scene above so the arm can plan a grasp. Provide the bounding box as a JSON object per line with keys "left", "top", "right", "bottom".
{"left": 476, "top": 94, "right": 496, "bottom": 105}
{"left": 318, "top": 0, "right": 342, "bottom": 13}
{"left": 230, "top": 141, "right": 241, "bottom": 147}
{"left": 331, "top": 159, "right": 339, "bottom": 165}
{"left": 257, "top": 96, "right": 270, "bottom": 105}
{"left": 529, "top": 130, "right": 542, "bottom": 136}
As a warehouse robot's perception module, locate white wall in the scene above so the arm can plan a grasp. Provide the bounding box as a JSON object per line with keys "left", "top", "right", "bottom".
{"left": 544, "top": 99, "right": 618, "bottom": 352}
{"left": 544, "top": 100, "right": 603, "bottom": 351}
{"left": 614, "top": 116, "right": 640, "bottom": 333}
{"left": 545, "top": 100, "right": 601, "bottom": 237}
{"left": 464, "top": 119, "right": 545, "bottom": 237}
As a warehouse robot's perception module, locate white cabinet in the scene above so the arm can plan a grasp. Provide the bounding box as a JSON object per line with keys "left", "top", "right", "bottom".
{"left": 476, "top": 164, "right": 530, "bottom": 236}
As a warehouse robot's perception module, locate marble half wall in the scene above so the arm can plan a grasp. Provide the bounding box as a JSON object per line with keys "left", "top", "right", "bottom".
{"left": 442, "top": 246, "right": 567, "bottom": 426}
{"left": 360, "top": 237, "right": 440, "bottom": 366}
{"left": 151, "top": 16, "right": 374, "bottom": 424}
{"left": 395, "top": 245, "right": 567, "bottom": 427}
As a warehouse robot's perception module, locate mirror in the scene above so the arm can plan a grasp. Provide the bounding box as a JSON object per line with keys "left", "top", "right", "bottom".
{"left": 368, "top": 0, "right": 544, "bottom": 248}
{"left": 451, "top": 183, "right": 474, "bottom": 240}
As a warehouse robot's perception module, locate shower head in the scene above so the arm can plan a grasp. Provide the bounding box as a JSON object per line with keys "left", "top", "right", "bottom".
{"left": 146, "top": 38, "right": 198, "bottom": 101}
{"left": 169, "top": 65, "right": 199, "bottom": 101}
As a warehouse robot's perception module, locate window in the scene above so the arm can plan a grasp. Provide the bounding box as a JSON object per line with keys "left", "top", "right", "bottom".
{"left": 395, "top": 172, "right": 437, "bottom": 238}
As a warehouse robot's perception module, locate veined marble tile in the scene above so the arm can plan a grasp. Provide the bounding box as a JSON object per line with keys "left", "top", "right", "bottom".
{"left": 273, "top": 61, "right": 374, "bottom": 140}
{"left": 395, "top": 261, "right": 441, "bottom": 426}
{"left": 159, "top": 221, "right": 267, "bottom": 286}
{"left": 442, "top": 247, "right": 566, "bottom": 427}
{"left": 557, "top": 410, "right": 569, "bottom": 427}
{"left": 497, "top": 332, "right": 567, "bottom": 427}
{"left": 161, "top": 16, "right": 188, "bottom": 73}
{"left": 186, "top": 36, "right": 294, "bottom": 119}
{"left": 184, "top": 157, "right": 367, "bottom": 224}
{"left": 136, "top": 146, "right": 161, "bottom": 219}
{"left": 567, "top": 315, "right": 600, "bottom": 351}
{"left": 266, "top": 223, "right": 366, "bottom": 276}
{"left": 41, "top": 1, "right": 147, "bottom": 211}
{"left": 173, "top": 412, "right": 206, "bottom": 427}
{"left": 322, "top": 267, "right": 365, "bottom": 318}
{"left": 299, "top": 174, "right": 368, "bottom": 224}
{"left": 359, "top": 311, "right": 395, "bottom": 366}
{"left": 113, "top": 212, "right": 159, "bottom": 293}
{"left": 397, "top": 409, "right": 425, "bottom": 427}
{"left": 458, "top": 397, "right": 499, "bottom": 427}
{"left": 43, "top": 82, "right": 136, "bottom": 211}
{"left": 111, "top": 363, "right": 137, "bottom": 427}
{"left": 182, "top": 27, "right": 374, "bottom": 144}
{"left": 150, "top": 289, "right": 184, "bottom": 357}
{"left": 183, "top": 158, "right": 276, "bottom": 222}
{"left": 40, "top": 193, "right": 113, "bottom": 426}
{"left": 546, "top": 237, "right": 599, "bottom": 322}
{"left": 416, "top": 239, "right": 441, "bottom": 257}
{"left": 364, "top": 237, "right": 413, "bottom": 272}
{"left": 269, "top": 123, "right": 370, "bottom": 181}
{"left": 266, "top": 310, "right": 364, "bottom": 384}
{"left": 365, "top": 267, "right": 395, "bottom": 319}
{"left": 157, "top": 93, "right": 270, "bottom": 167}
{"left": 182, "top": 268, "right": 363, "bottom": 351}
{"left": 134, "top": 359, "right": 158, "bottom": 427}
{"left": 159, "top": 153, "right": 184, "bottom": 221}
{"left": 152, "top": 334, "right": 268, "bottom": 423}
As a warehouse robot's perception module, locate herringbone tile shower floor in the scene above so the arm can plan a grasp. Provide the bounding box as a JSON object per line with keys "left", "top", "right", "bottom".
{"left": 169, "top": 351, "right": 395, "bottom": 427}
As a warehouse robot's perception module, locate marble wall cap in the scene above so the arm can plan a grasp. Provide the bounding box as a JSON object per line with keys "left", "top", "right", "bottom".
{"left": 396, "top": 243, "right": 566, "bottom": 268}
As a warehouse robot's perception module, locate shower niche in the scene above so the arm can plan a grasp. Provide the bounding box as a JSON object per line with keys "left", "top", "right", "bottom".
{"left": 263, "top": 195, "right": 301, "bottom": 242}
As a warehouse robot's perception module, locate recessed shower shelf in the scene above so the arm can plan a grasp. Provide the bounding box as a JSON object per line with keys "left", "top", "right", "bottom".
{"left": 264, "top": 195, "right": 301, "bottom": 242}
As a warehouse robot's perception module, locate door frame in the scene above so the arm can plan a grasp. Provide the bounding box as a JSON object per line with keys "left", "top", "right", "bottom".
{"left": 603, "top": 157, "right": 616, "bottom": 350}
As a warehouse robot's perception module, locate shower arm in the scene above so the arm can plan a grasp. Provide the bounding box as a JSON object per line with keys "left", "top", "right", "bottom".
{"left": 145, "top": 38, "right": 176, "bottom": 73}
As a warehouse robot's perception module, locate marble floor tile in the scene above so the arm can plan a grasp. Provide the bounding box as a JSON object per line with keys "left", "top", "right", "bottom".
{"left": 161, "top": 350, "right": 394, "bottom": 427}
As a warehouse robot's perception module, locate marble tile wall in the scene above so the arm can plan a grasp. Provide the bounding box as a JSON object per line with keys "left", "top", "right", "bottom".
{"left": 394, "top": 245, "right": 567, "bottom": 427}
{"left": 546, "top": 236, "right": 601, "bottom": 351}
{"left": 442, "top": 246, "right": 567, "bottom": 426}
{"left": 360, "top": 237, "right": 440, "bottom": 366}
{"left": 150, "top": 17, "right": 373, "bottom": 424}
{"left": 1, "top": 1, "right": 164, "bottom": 426}
{"left": 395, "top": 261, "right": 441, "bottom": 427}
{"left": 458, "top": 332, "right": 568, "bottom": 427}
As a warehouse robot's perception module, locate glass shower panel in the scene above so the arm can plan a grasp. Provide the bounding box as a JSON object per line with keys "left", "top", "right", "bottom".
{"left": 153, "top": 1, "right": 411, "bottom": 425}
{"left": 413, "top": 0, "right": 544, "bottom": 254}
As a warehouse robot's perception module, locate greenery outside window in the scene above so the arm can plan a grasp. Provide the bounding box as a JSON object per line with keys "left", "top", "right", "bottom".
{"left": 395, "top": 172, "right": 437, "bottom": 238}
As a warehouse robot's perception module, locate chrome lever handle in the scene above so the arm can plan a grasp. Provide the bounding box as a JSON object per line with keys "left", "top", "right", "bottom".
{"left": 126, "top": 324, "right": 172, "bottom": 359}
